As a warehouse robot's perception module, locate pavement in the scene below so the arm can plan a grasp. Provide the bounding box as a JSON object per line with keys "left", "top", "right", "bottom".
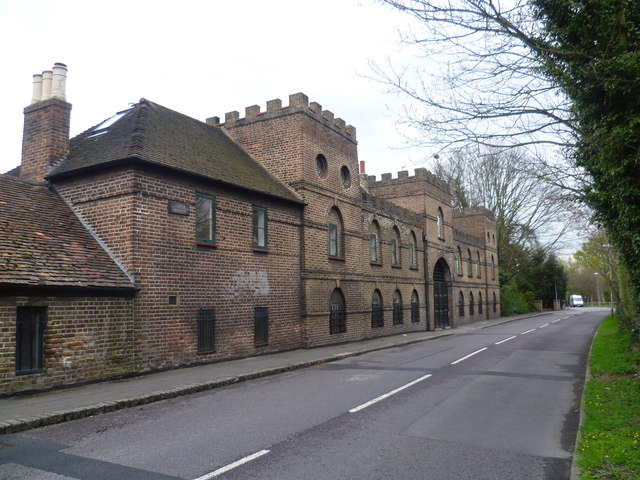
{"left": 0, "top": 313, "right": 551, "bottom": 436}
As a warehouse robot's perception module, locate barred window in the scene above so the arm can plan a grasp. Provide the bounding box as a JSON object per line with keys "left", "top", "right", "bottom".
{"left": 330, "top": 289, "right": 346, "bottom": 334}
{"left": 254, "top": 307, "right": 269, "bottom": 346}
{"left": 197, "top": 309, "right": 215, "bottom": 353}
{"left": 393, "top": 290, "right": 404, "bottom": 325}
{"left": 16, "top": 307, "right": 46, "bottom": 374}
{"left": 458, "top": 292, "right": 465, "bottom": 317}
{"left": 411, "top": 290, "right": 420, "bottom": 323}
{"left": 371, "top": 290, "right": 384, "bottom": 328}
{"left": 469, "top": 291, "right": 475, "bottom": 316}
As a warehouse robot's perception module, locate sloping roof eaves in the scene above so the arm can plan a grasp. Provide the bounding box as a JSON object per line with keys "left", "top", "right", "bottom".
{"left": 49, "top": 100, "right": 303, "bottom": 205}
{"left": 0, "top": 174, "right": 135, "bottom": 291}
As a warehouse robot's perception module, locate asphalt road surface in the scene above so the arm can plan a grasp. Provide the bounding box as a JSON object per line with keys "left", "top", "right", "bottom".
{"left": 0, "top": 308, "right": 606, "bottom": 480}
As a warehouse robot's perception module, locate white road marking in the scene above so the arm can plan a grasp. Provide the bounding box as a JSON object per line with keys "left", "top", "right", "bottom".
{"left": 349, "top": 374, "right": 432, "bottom": 413}
{"left": 551, "top": 319, "right": 561, "bottom": 323}
{"left": 451, "top": 347, "right": 488, "bottom": 365}
{"left": 495, "top": 335, "right": 516, "bottom": 345}
{"left": 539, "top": 323, "right": 550, "bottom": 328}
{"left": 521, "top": 329, "right": 536, "bottom": 335}
{"left": 194, "top": 450, "right": 270, "bottom": 479}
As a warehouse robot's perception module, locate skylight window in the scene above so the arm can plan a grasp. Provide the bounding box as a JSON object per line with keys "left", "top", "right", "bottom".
{"left": 87, "top": 108, "right": 131, "bottom": 138}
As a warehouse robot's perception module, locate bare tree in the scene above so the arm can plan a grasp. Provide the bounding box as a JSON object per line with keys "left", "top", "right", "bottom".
{"left": 432, "top": 148, "right": 579, "bottom": 271}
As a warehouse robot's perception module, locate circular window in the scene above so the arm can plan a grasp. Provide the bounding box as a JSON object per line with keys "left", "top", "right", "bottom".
{"left": 340, "top": 165, "right": 351, "bottom": 188}
{"left": 315, "top": 154, "right": 328, "bottom": 178}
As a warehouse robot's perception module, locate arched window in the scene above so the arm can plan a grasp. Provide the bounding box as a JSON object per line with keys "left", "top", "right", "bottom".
{"left": 469, "top": 291, "right": 475, "bottom": 316}
{"left": 369, "top": 221, "right": 381, "bottom": 264}
{"left": 330, "top": 289, "right": 346, "bottom": 334}
{"left": 458, "top": 291, "right": 465, "bottom": 317}
{"left": 491, "top": 255, "right": 496, "bottom": 280}
{"left": 411, "top": 290, "right": 420, "bottom": 323}
{"left": 408, "top": 231, "right": 418, "bottom": 269}
{"left": 328, "top": 207, "right": 344, "bottom": 259}
{"left": 493, "top": 292, "right": 498, "bottom": 313}
{"left": 455, "top": 246, "right": 462, "bottom": 275}
{"left": 478, "top": 292, "right": 483, "bottom": 314}
{"left": 437, "top": 208, "right": 444, "bottom": 239}
{"left": 371, "top": 289, "right": 384, "bottom": 328}
{"left": 476, "top": 251, "right": 481, "bottom": 277}
{"left": 467, "top": 249, "right": 473, "bottom": 276}
{"left": 391, "top": 226, "right": 401, "bottom": 266}
{"left": 393, "top": 290, "right": 404, "bottom": 325}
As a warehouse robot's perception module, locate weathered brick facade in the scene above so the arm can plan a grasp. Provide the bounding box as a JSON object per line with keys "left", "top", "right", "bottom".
{"left": 1, "top": 67, "right": 499, "bottom": 395}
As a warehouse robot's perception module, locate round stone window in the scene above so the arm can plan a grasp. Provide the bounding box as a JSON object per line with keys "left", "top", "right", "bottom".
{"left": 315, "top": 154, "right": 328, "bottom": 178}
{"left": 340, "top": 165, "right": 351, "bottom": 188}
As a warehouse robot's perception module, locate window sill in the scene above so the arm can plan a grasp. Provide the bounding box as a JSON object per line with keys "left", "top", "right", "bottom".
{"left": 409, "top": 266, "right": 419, "bottom": 271}
{"left": 391, "top": 264, "right": 402, "bottom": 269}
{"left": 252, "top": 247, "right": 269, "bottom": 253}
{"left": 370, "top": 261, "right": 383, "bottom": 267}
{"left": 196, "top": 241, "right": 218, "bottom": 248}
{"left": 329, "top": 256, "right": 345, "bottom": 262}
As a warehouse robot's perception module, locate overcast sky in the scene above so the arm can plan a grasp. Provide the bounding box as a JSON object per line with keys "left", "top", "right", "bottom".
{"left": 0, "top": 0, "right": 432, "bottom": 178}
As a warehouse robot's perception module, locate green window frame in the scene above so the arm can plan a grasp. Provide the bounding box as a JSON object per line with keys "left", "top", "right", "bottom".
{"left": 370, "top": 233, "right": 378, "bottom": 263}
{"left": 195, "top": 193, "right": 216, "bottom": 244}
{"left": 391, "top": 238, "right": 399, "bottom": 266}
{"left": 252, "top": 206, "right": 268, "bottom": 249}
{"left": 16, "top": 306, "right": 46, "bottom": 375}
{"left": 328, "top": 223, "right": 339, "bottom": 258}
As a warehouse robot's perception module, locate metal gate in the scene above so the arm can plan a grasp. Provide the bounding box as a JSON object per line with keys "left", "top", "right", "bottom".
{"left": 434, "top": 281, "right": 450, "bottom": 328}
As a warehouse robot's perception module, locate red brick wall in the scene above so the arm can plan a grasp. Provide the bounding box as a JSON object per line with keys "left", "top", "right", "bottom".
{"left": 20, "top": 98, "right": 71, "bottom": 183}
{"left": 0, "top": 295, "right": 134, "bottom": 395}
{"left": 56, "top": 165, "right": 303, "bottom": 372}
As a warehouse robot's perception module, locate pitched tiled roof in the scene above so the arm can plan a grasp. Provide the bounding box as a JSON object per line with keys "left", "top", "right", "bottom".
{"left": 49, "top": 99, "right": 303, "bottom": 204}
{"left": 0, "top": 174, "right": 134, "bottom": 291}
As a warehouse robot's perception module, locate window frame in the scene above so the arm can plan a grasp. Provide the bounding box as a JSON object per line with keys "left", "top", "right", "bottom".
{"left": 371, "top": 290, "right": 384, "bottom": 329}
{"left": 408, "top": 233, "right": 417, "bottom": 269}
{"left": 330, "top": 289, "right": 347, "bottom": 334}
{"left": 393, "top": 291, "right": 404, "bottom": 325}
{"left": 467, "top": 249, "right": 473, "bottom": 277}
{"left": 411, "top": 291, "right": 420, "bottom": 323}
{"left": 15, "top": 306, "right": 46, "bottom": 375}
{"left": 197, "top": 309, "right": 216, "bottom": 353}
{"left": 254, "top": 307, "right": 269, "bottom": 347}
{"left": 195, "top": 193, "right": 216, "bottom": 246}
{"left": 251, "top": 205, "right": 268, "bottom": 251}
{"left": 328, "top": 222, "right": 339, "bottom": 258}
{"left": 458, "top": 291, "right": 465, "bottom": 317}
{"left": 436, "top": 208, "right": 444, "bottom": 239}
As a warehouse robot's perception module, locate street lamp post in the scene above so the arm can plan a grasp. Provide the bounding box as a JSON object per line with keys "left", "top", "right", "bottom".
{"left": 594, "top": 272, "right": 601, "bottom": 306}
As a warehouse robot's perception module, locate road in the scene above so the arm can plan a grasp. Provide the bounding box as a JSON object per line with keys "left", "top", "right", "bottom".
{"left": 0, "top": 308, "right": 606, "bottom": 480}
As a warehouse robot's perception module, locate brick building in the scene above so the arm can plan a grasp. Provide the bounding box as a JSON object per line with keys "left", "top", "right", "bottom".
{"left": 0, "top": 64, "right": 499, "bottom": 395}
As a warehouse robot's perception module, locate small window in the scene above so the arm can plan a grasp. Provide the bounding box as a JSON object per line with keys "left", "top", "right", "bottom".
{"left": 252, "top": 206, "right": 268, "bottom": 249}
{"left": 467, "top": 249, "right": 473, "bottom": 277}
{"left": 390, "top": 238, "right": 398, "bottom": 266}
{"left": 330, "top": 289, "right": 346, "bottom": 334}
{"left": 409, "top": 232, "right": 417, "bottom": 269}
{"left": 316, "top": 154, "right": 328, "bottom": 178}
{"left": 371, "top": 290, "right": 384, "bottom": 329}
{"left": 455, "top": 247, "right": 462, "bottom": 275}
{"left": 340, "top": 166, "right": 351, "bottom": 188}
{"left": 476, "top": 252, "right": 481, "bottom": 277}
{"left": 195, "top": 193, "right": 216, "bottom": 244}
{"left": 469, "top": 291, "right": 475, "bottom": 316}
{"left": 393, "top": 290, "right": 404, "bottom": 325}
{"left": 411, "top": 290, "right": 420, "bottom": 323}
{"left": 437, "top": 208, "right": 444, "bottom": 239}
{"left": 458, "top": 292, "right": 465, "bottom": 317}
{"left": 328, "top": 223, "right": 339, "bottom": 258}
{"left": 370, "top": 233, "right": 378, "bottom": 263}
{"left": 491, "top": 255, "right": 496, "bottom": 280}
{"left": 254, "top": 307, "right": 269, "bottom": 346}
{"left": 16, "top": 306, "right": 46, "bottom": 374}
{"left": 197, "top": 309, "right": 215, "bottom": 353}
{"left": 168, "top": 295, "right": 178, "bottom": 306}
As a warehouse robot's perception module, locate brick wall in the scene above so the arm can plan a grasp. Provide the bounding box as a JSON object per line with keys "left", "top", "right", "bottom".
{"left": 0, "top": 295, "right": 134, "bottom": 395}
{"left": 56, "top": 165, "right": 303, "bottom": 372}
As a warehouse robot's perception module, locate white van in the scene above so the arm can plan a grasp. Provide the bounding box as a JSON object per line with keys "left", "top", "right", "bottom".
{"left": 569, "top": 295, "right": 584, "bottom": 307}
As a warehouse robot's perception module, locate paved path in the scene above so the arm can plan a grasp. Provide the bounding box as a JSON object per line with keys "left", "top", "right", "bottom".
{"left": 0, "top": 314, "right": 551, "bottom": 435}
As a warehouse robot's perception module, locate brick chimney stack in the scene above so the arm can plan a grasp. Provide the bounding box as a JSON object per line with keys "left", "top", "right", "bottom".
{"left": 20, "top": 63, "right": 72, "bottom": 182}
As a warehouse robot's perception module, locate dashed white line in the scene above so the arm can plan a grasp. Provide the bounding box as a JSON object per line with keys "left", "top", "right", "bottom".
{"left": 551, "top": 319, "right": 561, "bottom": 323}
{"left": 349, "top": 373, "right": 432, "bottom": 413}
{"left": 495, "top": 335, "right": 516, "bottom": 345}
{"left": 539, "top": 323, "right": 550, "bottom": 328}
{"left": 451, "top": 347, "right": 488, "bottom": 365}
{"left": 194, "top": 450, "right": 270, "bottom": 479}
{"left": 521, "top": 328, "right": 536, "bottom": 335}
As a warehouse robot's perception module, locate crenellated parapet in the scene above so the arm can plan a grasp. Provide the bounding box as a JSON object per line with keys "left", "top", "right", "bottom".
{"left": 456, "top": 206, "right": 496, "bottom": 221}
{"left": 206, "top": 92, "right": 357, "bottom": 142}
{"left": 453, "top": 228, "right": 485, "bottom": 249}
{"left": 367, "top": 167, "right": 450, "bottom": 194}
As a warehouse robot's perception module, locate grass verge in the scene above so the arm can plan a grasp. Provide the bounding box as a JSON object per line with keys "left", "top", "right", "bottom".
{"left": 578, "top": 314, "right": 640, "bottom": 479}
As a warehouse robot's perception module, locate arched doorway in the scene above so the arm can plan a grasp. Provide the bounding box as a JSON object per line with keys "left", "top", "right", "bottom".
{"left": 433, "top": 258, "right": 451, "bottom": 328}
